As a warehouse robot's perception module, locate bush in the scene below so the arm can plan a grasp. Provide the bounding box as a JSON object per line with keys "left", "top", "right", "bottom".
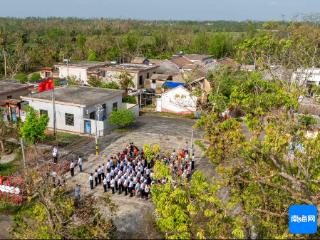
{"left": 122, "top": 95, "right": 137, "bottom": 104}
{"left": 299, "top": 114, "right": 317, "bottom": 129}
{"left": 108, "top": 109, "right": 135, "bottom": 128}
{"left": 102, "top": 81, "right": 120, "bottom": 89}
{"left": 29, "top": 72, "right": 41, "bottom": 82}
{"left": 14, "top": 73, "right": 28, "bottom": 83}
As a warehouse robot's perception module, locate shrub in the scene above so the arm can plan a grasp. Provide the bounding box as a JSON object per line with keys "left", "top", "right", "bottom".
{"left": 108, "top": 109, "right": 135, "bottom": 128}
{"left": 29, "top": 72, "right": 41, "bottom": 82}
{"left": 299, "top": 114, "right": 317, "bottom": 130}
{"left": 102, "top": 81, "right": 120, "bottom": 89}
{"left": 14, "top": 73, "right": 28, "bottom": 83}
{"left": 122, "top": 95, "right": 137, "bottom": 104}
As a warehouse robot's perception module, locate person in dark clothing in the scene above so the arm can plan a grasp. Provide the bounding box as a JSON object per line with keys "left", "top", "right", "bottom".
{"left": 94, "top": 170, "right": 98, "bottom": 186}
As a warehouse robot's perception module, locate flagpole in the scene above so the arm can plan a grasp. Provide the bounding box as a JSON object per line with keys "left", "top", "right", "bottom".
{"left": 52, "top": 85, "right": 56, "bottom": 137}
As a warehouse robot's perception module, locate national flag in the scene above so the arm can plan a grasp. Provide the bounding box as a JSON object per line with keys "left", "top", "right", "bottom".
{"left": 38, "top": 78, "right": 54, "bottom": 92}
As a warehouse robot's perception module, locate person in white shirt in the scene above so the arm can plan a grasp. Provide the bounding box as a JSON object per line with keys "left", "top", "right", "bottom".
{"left": 110, "top": 178, "right": 115, "bottom": 194}
{"left": 191, "top": 153, "right": 195, "bottom": 170}
{"left": 144, "top": 184, "right": 150, "bottom": 200}
{"left": 78, "top": 156, "right": 83, "bottom": 172}
{"left": 70, "top": 160, "right": 75, "bottom": 177}
{"left": 106, "top": 173, "right": 111, "bottom": 189}
{"left": 117, "top": 178, "right": 122, "bottom": 194}
{"left": 94, "top": 170, "right": 98, "bottom": 186}
{"left": 97, "top": 166, "right": 102, "bottom": 184}
{"left": 123, "top": 178, "right": 128, "bottom": 195}
{"left": 52, "top": 146, "right": 58, "bottom": 163}
{"left": 89, "top": 173, "right": 94, "bottom": 190}
{"left": 103, "top": 177, "right": 107, "bottom": 192}
{"left": 128, "top": 181, "right": 134, "bottom": 197}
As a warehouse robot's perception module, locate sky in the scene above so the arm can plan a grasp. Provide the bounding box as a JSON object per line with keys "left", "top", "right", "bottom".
{"left": 0, "top": 0, "right": 319, "bottom": 21}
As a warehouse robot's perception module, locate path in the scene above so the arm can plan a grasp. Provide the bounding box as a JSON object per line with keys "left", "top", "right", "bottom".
{"left": 62, "top": 114, "right": 211, "bottom": 239}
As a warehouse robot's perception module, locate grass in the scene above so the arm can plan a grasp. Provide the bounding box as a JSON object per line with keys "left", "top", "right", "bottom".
{"left": 42, "top": 132, "right": 83, "bottom": 146}
{"left": 0, "top": 200, "right": 22, "bottom": 214}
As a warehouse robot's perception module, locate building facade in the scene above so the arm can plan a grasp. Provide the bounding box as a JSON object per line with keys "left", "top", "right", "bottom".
{"left": 21, "top": 86, "right": 125, "bottom": 136}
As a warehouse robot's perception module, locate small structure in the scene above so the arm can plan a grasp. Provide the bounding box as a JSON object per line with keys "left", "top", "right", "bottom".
{"left": 21, "top": 86, "right": 127, "bottom": 136}
{"left": 40, "top": 67, "right": 54, "bottom": 79}
{"left": 156, "top": 85, "right": 197, "bottom": 115}
{"left": 98, "top": 63, "right": 158, "bottom": 89}
{"left": 0, "top": 81, "right": 32, "bottom": 101}
{"left": 55, "top": 61, "right": 109, "bottom": 85}
{"left": 130, "top": 57, "right": 150, "bottom": 65}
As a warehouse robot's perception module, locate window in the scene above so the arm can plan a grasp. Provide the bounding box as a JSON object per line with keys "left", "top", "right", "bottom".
{"left": 65, "top": 113, "right": 74, "bottom": 126}
{"left": 7, "top": 95, "right": 12, "bottom": 99}
{"left": 112, "top": 102, "right": 118, "bottom": 111}
{"left": 89, "top": 111, "right": 95, "bottom": 120}
{"left": 147, "top": 73, "right": 150, "bottom": 79}
{"left": 40, "top": 109, "right": 48, "bottom": 116}
{"left": 152, "top": 80, "right": 156, "bottom": 84}
{"left": 139, "top": 76, "right": 143, "bottom": 85}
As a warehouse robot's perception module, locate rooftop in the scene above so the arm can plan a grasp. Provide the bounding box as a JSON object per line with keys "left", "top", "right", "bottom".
{"left": 105, "top": 63, "right": 158, "bottom": 72}
{"left": 21, "top": 86, "right": 124, "bottom": 107}
{"left": 0, "top": 81, "right": 31, "bottom": 95}
{"left": 55, "top": 61, "right": 109, "bottom": 69}
{"left": 169, "top": 56, "right": 192, "bottom": 68}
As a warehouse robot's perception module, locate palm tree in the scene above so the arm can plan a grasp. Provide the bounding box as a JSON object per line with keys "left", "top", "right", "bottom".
{"left": 119, "top": 71, "right": 134, "bottom": 96}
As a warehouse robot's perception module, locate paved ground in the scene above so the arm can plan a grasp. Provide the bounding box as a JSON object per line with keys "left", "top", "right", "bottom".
{"left": 63, "top": 114, "right": 208, "bottom": 239}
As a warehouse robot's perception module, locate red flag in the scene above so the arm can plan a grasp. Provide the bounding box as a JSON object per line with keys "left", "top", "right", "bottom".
{"left": 38, "top": 78, "right": 54, "bottom": 92}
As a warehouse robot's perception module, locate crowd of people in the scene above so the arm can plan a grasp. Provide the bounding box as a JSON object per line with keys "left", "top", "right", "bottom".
{"left": 89, "top": 143, "right": 152, "bottom": 200}
{"left": 52, "top": 142, "right": 196, "bottom": 201}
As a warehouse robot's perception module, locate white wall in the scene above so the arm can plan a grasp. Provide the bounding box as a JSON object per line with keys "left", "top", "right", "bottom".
{"left": 25, "top": 94, "right": 123, "bottom": 135}
{"left": 59, "top": 66, "right": 88, "bottom": 84}
{"left": 158, "top": 86, "right": 197, "bottom": 114}
{"left": 27, "top": 99, "right": 84, "bottom": 133}
{"left": 292, "top": 68, "right": 320, "bottom": 86}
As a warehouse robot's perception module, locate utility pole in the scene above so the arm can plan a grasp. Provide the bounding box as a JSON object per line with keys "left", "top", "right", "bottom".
{"left": 190, "top": 128, "right": 194, "bottom": 156}
{"left": 20, "top": 138, "right": 26, "bottom": 169}
{"left": 52, "top": 88, "right": 56, "bottom": 137}
{"left": 95, "top": 105, "right": 102, "bottom": 156}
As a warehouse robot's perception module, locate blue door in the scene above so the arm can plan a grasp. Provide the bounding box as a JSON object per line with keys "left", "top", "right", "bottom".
{"left": 84, "top": 120, "right": 91, "bottom": 134}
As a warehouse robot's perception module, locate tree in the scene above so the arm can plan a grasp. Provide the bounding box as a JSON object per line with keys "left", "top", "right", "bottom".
{"left": 14, "top": 73, "right": 28, "bottom": 84}
{"left": 87, "top": 49, "right": 97, "bottom": 61}
{"left": 29, "top": 72, "right": 41, "bottom": 82}
{"left": 102, "top": 81, "right": 120, "bottom": 89}
{"left": 87, "top": 76, "right": 103, "bottom": 87}
{"left": 118, "top": 71, "right": 134, "bottom": 95}
{"left": 20, "top": 107, "right": 49, "bottom": 144}
{"left": 11, "top": 168, "right": 116, "bottom": 239}
{"left": 122, "top": 95, "right": 136, "bottom": 104}
{"left": 108, "top": 109, "right": 135, "bottom": 128}
{"left": 0, "top": 109, "right": 19, "bottom": 153}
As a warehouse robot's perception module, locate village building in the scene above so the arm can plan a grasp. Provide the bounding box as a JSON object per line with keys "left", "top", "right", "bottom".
{"left": 0, "top": 81, "right": 32, "bottom": 122}
{"left": 21, "top": 86, "right": 138, "bottom": 136}
{"left": 292, "top": 68, "right": 320, "bottom": 87}
{"left": 55, "top": 61, "right": 109, "bottom": 85}
{"left": 97, "top": 63, "right": 158, "bottom": 89}
{"left": 156, "top": 85, "right": 197, "bottom": 115}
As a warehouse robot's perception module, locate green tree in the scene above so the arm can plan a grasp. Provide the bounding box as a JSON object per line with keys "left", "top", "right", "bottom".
{"left": 108, "top": 109, "right": 135, "bottom": 128}
{"left": 122, "top": 95, "right": 136, "bottom": 104}
{"left": 29, "top": 72, "right": 41, "bottom": 82}
{"left": 20, "top": 107, "right": 49, "bottom": 144}
{"left": 87, "top": 76, "right": 103, "bottom": 87}
{"left": 102, "top": 81, "right": 120, "bottom": 89}
{"left": 14, "top": 73, "right": 28, "bottom": 83}
{"left": 87, "top": 49, "right": 97, "bottom": 61}
{"left": 118, "top": 71, "right": 134, "bottom": 95}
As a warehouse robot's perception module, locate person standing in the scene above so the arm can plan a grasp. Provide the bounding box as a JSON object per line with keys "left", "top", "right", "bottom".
{"left": 89, "top": 173, "right": 94, "bottom": 190}
{"left": 110, "top": 178, "right": 115, "bottom": 194}
{"left": 70, "top": 160, "right": 75, "bottom": 177}
{"left": 123, "top": 178, "right": 128, "bottom": 196}
{"left": 94, "top": 170, "right": 98, "bottom": 186}
{"left": 191, "top": 153, "right": 195, "bottom": 170}
{"left": 117, "top": 177, "right": 122, "bottom": 194}
{"left": 102, "top": 163, "right": 106, "bottom": 180}
{"left": 128, "top": 180, "right": 134, "bottom": 197}
{"left": 78, "top": 155, "right": 83, "bottom": 172}
{"left": 52, "top": 146, "right": 58, "bottom": 164}
{"left": 97, "top": 166, "right": 102, "bottom": 184}
{"left": 106, "top": 172, "right": 111, "bottom": 189}
{"left": 103, "top": 177, "right": 107, "bottom": 192}
{"left": 144, "top": 184, "right": 150, "bottom": 200}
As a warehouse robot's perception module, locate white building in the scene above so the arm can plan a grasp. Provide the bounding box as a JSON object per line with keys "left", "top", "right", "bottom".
{"left": 156, "top": 85, "right": 197, "bottom": 114}
{"left": 21, "top": 86, "right": 126, "bottom": 136}
{"left": 292, "top": 68, "right": 320, "bottom": 86}
{"left": 55, "top": 61, "right": 109, "bottom": 85}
